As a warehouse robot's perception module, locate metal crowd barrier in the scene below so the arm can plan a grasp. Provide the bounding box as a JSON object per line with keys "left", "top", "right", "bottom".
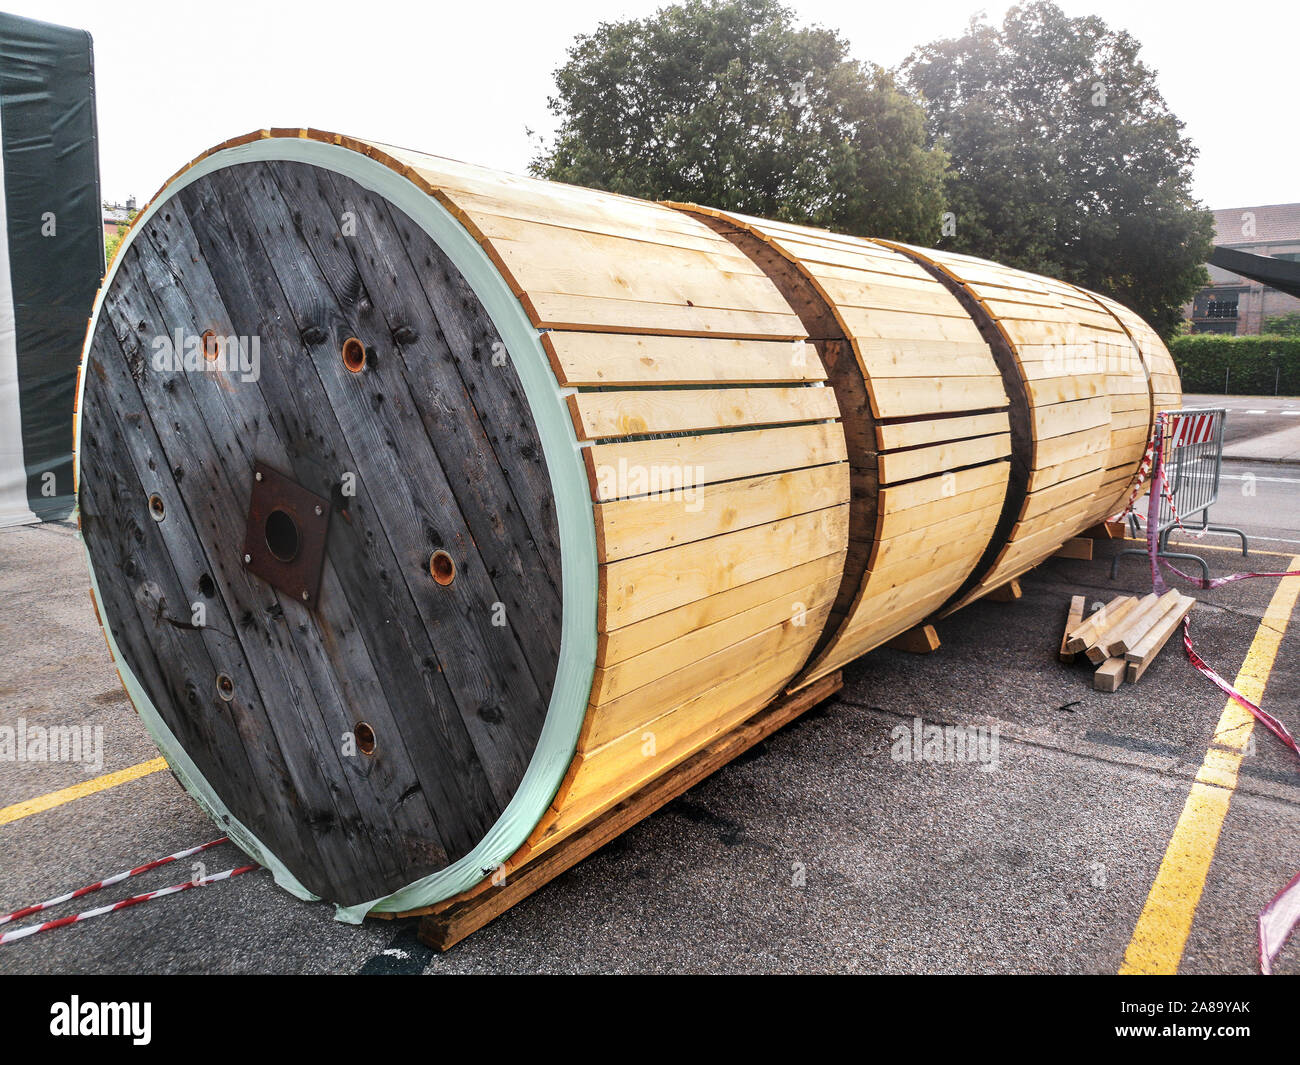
{"left": 1112, "top": 407, "right": 1248, "bottom": 581}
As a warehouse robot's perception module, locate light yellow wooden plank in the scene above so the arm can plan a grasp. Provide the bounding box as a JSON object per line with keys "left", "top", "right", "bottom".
{"left": 875, "top": 411, "right": 1010, "bottom": 451}
{"left": 448, "top": 188, "right": 736, "bottom": 254}
{"left": 851, "top": 553, "right": 976, "bottom": 618}
{"left": 487, "top": 221, "right": 787, "bottom": 312}
{"left": 600, "top": 505, "right": 848, "bottom": 629}
{"left": 1024, "top": 375, "right": 1105, "bottom": 405}
{"left": 568, "top": 385, "right": 839, "bottom": 440}
{"left": 525, "top": 290, "right": 804, "bottom": 339}
{"left": 592, "top": 574, "right": 841, "bottom": 706}
{"left": 768, "top": 235, "right": 932, "bottom": 279}
{"left": 858, "top": 352, "right": 1002, "bottom": 380}
{"left": 867, "top": 375, "right": 1010, "bottom": 419}
{"left": 815, "top": 275, "right": 970, "bottom": 317}
{"left": 875, "top": 475, "right": 1006, "bottom": 540}
{"left": 877, "top": 433, "right": 1010, "bottom": 484}
{"left": 542, "top": 332, "right": 824, "bottom": 386}
{"left": 1030, "top": 423, "right": 1111, "bottom": 472}
{"left": 838, "top": 305, "right": 985, "bottom": 345}
{"left": 551, "top": 642, "right": 809, "bottom": 834}
{"left": 837, "top": 583, "right": 958, "bottom": 651}
{"left": 585, "top": 422, "right": 847, "bottom": 502}
{"left": 583, "top": 602, "right": 833, "bottom": 748}
{"left": 599, "top": 553, "right": 843, "bottom": 665}
{"left": 595, "top": 464, "right": 849, "bottom": 561}
{"left": 875, "top": 461, "right": 1006, "bottom": 515}
{"left": 869, "top": 499, "right": 1003, "bottom": 571}
{"left": 1030, "top": 395, "right": 1111, "bottom": 441}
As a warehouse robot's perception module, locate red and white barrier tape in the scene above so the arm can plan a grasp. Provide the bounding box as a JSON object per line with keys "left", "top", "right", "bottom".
{"left": 0, "top": 863, "right": 259, "bottom": 946}
{"left": 1143, "top": 411, "right": 1300, "bottom": 973}
{"left": 0, "top": 837, "right": 229, "bottom": 927}
{"left": 1117, "top": 431, "right": 1158, "bottom": 520}
{"left": 1170, "top": 410, "right": 1217, "bottom": 449}
{"left": 1179, "top": 620, "right": 1300, "bottom": 757}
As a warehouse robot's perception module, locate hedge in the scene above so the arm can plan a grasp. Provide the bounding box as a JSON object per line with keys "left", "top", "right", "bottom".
{"left": 1168, "top": 334, "right": 1300, "bottom": 395}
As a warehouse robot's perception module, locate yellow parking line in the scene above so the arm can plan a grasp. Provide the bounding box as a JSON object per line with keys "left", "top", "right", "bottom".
{"left": 0, "top": 757, "right": 168, "bottom": 827}
{"left": 1119, "top": 556, "right": 1300, "bottom": 974}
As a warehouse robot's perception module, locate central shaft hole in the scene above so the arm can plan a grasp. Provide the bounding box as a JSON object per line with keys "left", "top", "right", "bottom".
{"left": 265, "top": 508, "right": 300, "bottom": 563}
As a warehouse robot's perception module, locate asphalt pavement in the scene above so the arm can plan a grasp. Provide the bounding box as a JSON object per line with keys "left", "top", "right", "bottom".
{"left": 1, "top": 397, "right": 1298, "bottom": 975}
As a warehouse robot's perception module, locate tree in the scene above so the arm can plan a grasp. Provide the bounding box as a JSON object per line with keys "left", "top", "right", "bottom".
{"left": 533, "top": 0, "right": 947, "bottom": 244}
{"left": 105, "top": 208, "right": 137, "bottom": 269}
{"left": 902, "top": 2, "right": 1214, "bottom": 338}
{"left": 1263, "top": 312, "right": 1300, "bottom": 336}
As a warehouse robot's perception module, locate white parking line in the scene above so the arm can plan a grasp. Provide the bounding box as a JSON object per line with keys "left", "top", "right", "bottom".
{"left": 1219, "top": 473, "right": 1300, "bottom": 484}
{"left": 1180, "top": 529, "right": 1300, "bottom": 547}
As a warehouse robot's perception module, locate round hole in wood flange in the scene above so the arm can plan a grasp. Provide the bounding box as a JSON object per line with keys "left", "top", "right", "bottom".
{"left": 148, "top": 493, "right": 166, "bottom": 522}
{"left": 429, "top": 550, "right": 456, "bottom": 586}
{"left": 354, "top": 721, "right": 376, "bottom": 756}
{"left": 341, "top": 336, "right": 367, "bottom": 374}
{"left": 264, "top": 508, "right": 300, "bottom": 563}
{"left": 201, "top": 330, "right": 220, "bottom": 361}
{"left": 216, "top": 673, "right": 235, "bottom": 702}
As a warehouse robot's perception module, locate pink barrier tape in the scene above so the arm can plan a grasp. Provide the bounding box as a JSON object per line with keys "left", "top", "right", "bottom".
{"left": 1118, "top": 438, "right": 1156, "bottom": 520}
{"left": 1142, "top": 411, "right": 1300, "bottom": 973}
{"left": 0, "top": 837, "right": 229, "bottom": 927}
{"left": 0, "top": 864, "right": 259, "bottom": 946}
{"left": 1261, "top": 871, "right": 1300, "bottom": 976}
{"left": 1180, "top": 619, "right": 1300, "bottom": 757}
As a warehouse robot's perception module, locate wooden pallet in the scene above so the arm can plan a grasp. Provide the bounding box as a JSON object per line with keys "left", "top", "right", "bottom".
{"left": 406, "top": 670, "right": 843, "bottom": 951}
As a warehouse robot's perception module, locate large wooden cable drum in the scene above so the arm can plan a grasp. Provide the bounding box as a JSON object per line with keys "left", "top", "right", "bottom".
{"left": 75, "top": 129, "right": 1180, "bottom": 919}
{"left": 869, "top": 244, "right": 1170, "bottom": 614}
{"left": 665, "top": 206, "right": 1013, "bottom": 684}
{"left": 75, "top": 130, "right": 848, "bottom": 918}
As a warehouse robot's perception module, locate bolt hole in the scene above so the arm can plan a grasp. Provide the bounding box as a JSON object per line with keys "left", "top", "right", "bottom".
{"left": 148, "top": 494, "right": 166, "bottom": 522}
{"left": 354, "top": 721, "right": 376, "bottom": 756}
{"left": 216, "top": 673, "right": 235, "bottom": 701}
{"left": 201, "top": 330, "right": 220, "bottom": 361}
{"left": 265, "top": 508, "right": 300, "bottom": 563}
{"left": 341, "top": 336, "right": 367, "bottom": 374}
{"left": 429, "top": 550, "right": 456, "bottom": 586}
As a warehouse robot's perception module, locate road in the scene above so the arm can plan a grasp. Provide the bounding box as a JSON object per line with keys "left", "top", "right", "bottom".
{"left": 1, "top": 399, "right": 1297, "bottom": 975}
{"left": 1168, "top": 395, "right": 1300, "bottom": 549}
{"left": 1186, "top": 392, "right": 1300, "bottom": 464}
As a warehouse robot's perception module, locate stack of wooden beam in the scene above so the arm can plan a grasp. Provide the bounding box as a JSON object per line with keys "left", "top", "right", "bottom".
{"left": 1058, "top": 590, "right": 1196, "bottom": 691}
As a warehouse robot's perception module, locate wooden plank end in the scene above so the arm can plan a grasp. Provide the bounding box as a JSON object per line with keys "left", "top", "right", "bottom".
{"left": 1094, "top": 657, "right": 1127, "bottom": 692}
{"left": 985, "top": 578, "right": 1023, "bottom": 603}
{"left": 1058, "top": 594, "right": 1086, "bottom": 663}
{"left": 886, "top": 624, "right": 941, "bottom": 654}
{"left": 1054, "top": 537, "right": 1094, "bottom": 560}
{"left": 1083, "top": 521, "right": 1126, "bottom": 540}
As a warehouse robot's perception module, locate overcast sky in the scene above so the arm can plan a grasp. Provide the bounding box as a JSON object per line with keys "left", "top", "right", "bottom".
{"left": 16, "top": 0, "right": 1299, "bottom": 212}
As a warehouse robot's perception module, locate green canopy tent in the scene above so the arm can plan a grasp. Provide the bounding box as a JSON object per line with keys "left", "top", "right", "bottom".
{"left": 0, "top": 12, "right": 102, "bottom": 526}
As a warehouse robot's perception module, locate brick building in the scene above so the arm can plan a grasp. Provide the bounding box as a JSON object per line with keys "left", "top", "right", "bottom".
{"left": 101, "top": 197, "right": 135, "bottom": 241}
{"left": 1186, "top": 203, "right": 1300, "bottom": 334}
